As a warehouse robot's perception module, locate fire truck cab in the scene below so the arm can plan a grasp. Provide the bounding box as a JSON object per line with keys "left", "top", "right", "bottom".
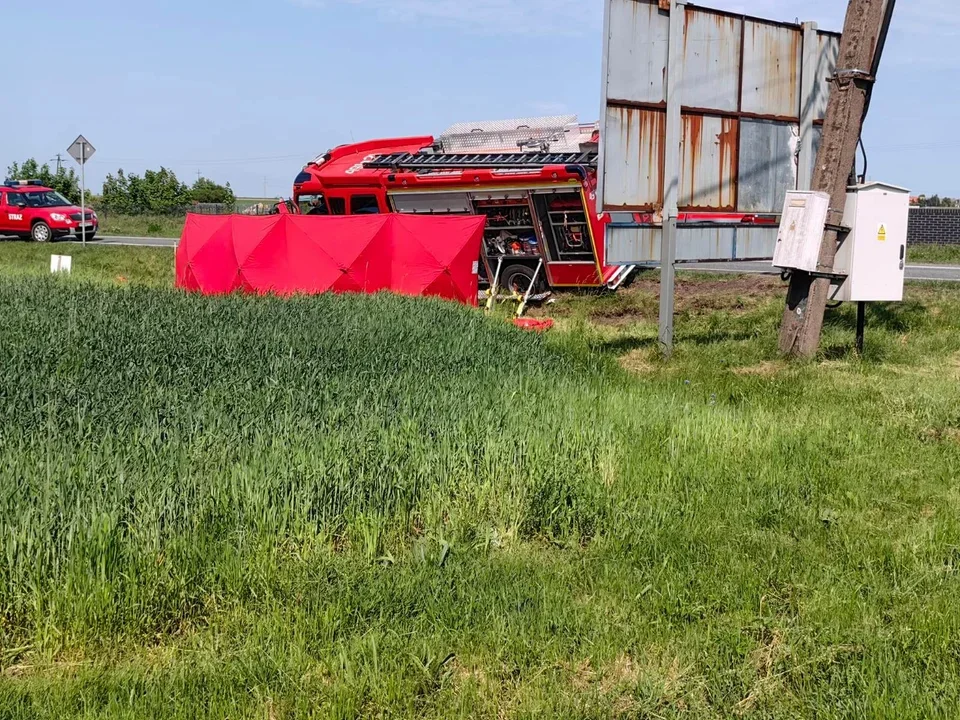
{"left": 291, "top": 117, "right": 633, "bottom": 294}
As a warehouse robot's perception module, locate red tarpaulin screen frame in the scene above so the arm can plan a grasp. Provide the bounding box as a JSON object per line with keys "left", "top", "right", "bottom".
{"left": 176, "top": 213, "right": 485, "bottom": 306}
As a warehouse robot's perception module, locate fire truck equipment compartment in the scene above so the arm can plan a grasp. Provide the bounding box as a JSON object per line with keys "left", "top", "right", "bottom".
{"left": 176, "top": 213, "right": 486, "bottom": 306}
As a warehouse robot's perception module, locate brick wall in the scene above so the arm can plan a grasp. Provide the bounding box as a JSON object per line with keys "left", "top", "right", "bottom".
{"left": 908, "top": 208, "right": 960, "bottom": 245}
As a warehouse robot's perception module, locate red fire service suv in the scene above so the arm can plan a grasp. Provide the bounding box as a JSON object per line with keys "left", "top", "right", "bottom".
{"left": 0, "top": 180, "right": 98, "bottom": 242}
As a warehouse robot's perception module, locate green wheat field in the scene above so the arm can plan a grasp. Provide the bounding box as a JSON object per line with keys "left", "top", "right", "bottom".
{"left": 1, "top": 244, "right": 959, "bottom": 718}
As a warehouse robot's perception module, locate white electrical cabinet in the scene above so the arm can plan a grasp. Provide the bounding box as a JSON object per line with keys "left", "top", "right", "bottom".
{"left": 773, "top": 191, "right": 831, "bottom": 273}
{"left": 832, "top": 182, "right": 910, "bottom": 302}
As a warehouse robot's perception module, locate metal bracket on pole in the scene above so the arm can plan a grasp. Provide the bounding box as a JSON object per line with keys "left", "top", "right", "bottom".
{"left": 658, "top": 0, "right": 684, "bottom": 356}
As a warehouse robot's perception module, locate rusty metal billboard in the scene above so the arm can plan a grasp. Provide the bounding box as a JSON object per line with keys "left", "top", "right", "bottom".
{"left": 599, "top": 0, "right": 840, "bottom": 264}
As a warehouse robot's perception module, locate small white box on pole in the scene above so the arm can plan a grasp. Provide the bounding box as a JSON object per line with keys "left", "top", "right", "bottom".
{"left": 50, "top": 255, "right": 72, "bottom": 273}
{"left": 773, "top": 191, "right": 831, "bottom": 273}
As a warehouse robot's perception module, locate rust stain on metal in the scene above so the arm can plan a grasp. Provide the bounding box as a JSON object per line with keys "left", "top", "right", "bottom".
{"left": 638, "top": 108, "right": 666, "bottom": 205}
{"left": 686, "top": 115, "right": 703, "bottom": 204}
{"left": 605, "top": 104, "right": 665, "bottom": 211}
{"left": 649, "top": 110, "right": 666, "bottom": 205}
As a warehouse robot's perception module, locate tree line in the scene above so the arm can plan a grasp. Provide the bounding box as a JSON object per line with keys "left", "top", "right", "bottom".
{"left": 6, "top": 159, "right": 235, "bottom": 214}
{"left": 915, "top": 195, "right": 960, "bottom": 208}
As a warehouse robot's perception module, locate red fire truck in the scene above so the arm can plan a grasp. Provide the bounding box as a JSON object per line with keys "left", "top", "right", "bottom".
{"left": 289, "top": 117, "right": 774, "bottom": 294}
{"left": 290, "top": 118, "right": 635, "bottom": 294}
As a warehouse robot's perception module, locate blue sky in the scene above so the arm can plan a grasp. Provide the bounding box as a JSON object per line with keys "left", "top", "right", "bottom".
{"left": 2, "top": 0, "right": 954, "bottom": 198}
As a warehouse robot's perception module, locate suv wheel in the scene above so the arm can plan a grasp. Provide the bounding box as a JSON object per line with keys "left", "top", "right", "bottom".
{"left": 31, "top": 222, "right": 52, "bottom": 243}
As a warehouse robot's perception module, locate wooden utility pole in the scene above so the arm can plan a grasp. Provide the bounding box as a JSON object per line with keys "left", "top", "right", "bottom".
{"left": 779, "top": 0, "right": 895, "bottom": 358}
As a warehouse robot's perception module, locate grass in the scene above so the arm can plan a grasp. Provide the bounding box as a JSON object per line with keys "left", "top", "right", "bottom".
{"left": 0, "top": 241, "right": 173, "bottom": 287}
{"left": 97, "top": 203, "right": 276, "bottom": 238}
{"left": 906, "top": 243, "right": 960, "bottom": 265}
{"left": 96, "top": 214, "right": 184, "bottom": 238}
{"left": 1, "top": 258, "right": 960, "bottom": 717}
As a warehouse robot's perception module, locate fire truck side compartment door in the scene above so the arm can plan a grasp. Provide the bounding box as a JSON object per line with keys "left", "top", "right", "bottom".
{"left": 390, "top": 192, "right": 473, "bottom": 214}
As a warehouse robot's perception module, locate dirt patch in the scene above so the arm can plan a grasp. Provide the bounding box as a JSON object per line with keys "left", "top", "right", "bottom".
{"left": 619, "top": 348, "right": 659, "bottom": 375}
{"left": 566, "top": 658, "right": 595, "bottom": 690}
{"left": 734, "top": 361, "right": 786, "bottom": 377}
{"left": 532, "top": 274, "right": 783, "bottom": 327}
{"left": 597, "top": 275, "right": 780, "bottom": 324}
{"left": 598, "top": 654, "right": 640, "bottom": 695}
{"left": 921, "top": 427, "right": 960, "bottom": 444}
{"left": 589, "top": 304, "right": 652, "bottom": 327}
{"left": 735, "top": 628, "right": 788, "bottom": 715}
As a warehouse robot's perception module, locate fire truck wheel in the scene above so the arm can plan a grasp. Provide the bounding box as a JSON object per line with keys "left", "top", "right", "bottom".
{"left": 501, "top": 264, "right": 544, "bottom": 295}
{"left": 31, "top": 222, "right": 52, "bottom": 243}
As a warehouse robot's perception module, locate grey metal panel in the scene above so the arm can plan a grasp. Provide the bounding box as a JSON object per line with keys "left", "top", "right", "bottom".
{"left": 605, "top": 0, "right": 669, "bottom": 104}
{"left": 738, "top": 120, "right": 799, "bottom": 213}
{"left": 812, "top": 125, "right": 823, "bottom": 161}
{"left": 600, "top": 0, "right": 841, "bottom": 217}
{"left": 607, "top": 226, "right": 661, "bottom": 264}
{"left": 797, "top": 21, "right": 819, "bottom": 191}
{"left": 740, "top": 21, "right": 802, "bottom": 118}
{"left": 680, "top": 8, "right": 741, "bottom": 112}
{"left": 601, "top": 105, "right": 665, "bottom": 209}
{"left": 679, "top": 115, "right": 738, "bottom": 209}
{"left": 606, "top": 225, "right": 779, "bottom": 263}
{"left": 391, "top": 192, "right": 472, "bottom": 214}
{"left": 813, "top": 33, "right": 840, "bottom": 121}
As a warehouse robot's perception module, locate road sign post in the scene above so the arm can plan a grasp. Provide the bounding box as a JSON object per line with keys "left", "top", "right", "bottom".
{"left": 67, "top": 135, "right": 96, "bottom": 248}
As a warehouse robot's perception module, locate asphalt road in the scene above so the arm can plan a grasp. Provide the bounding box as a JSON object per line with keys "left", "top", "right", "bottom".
{"left": 0, "top": 234, "right": 177, "bottom": 248}
{"left": 84, "top": 235, "right": 177, "bottom": 248}
{"left": 5, "top": 235, "right": 960, "bottom": 282}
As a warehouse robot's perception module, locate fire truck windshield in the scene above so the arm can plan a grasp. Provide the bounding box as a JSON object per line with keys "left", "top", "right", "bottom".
{"left": 298, "top": 194, "right": 327, "bottom": 215}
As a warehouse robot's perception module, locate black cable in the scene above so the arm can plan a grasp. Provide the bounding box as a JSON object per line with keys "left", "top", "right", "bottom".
{"left": 826, "top": 301, "right": 843, "bottom": 310}
{"left": 858, "top": 136, "right": 868, "bottom": 184}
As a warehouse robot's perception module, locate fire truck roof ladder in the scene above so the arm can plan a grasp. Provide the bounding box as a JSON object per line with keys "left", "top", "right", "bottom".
{"left": 364, "top": 151, "right": 598, "bottom": 171}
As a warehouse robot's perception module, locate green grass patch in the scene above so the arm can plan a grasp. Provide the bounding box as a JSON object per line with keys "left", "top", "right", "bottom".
{"left": 906, "top": 243, "right": 960, "bottom": 265}
{"left": 96, "top": 214, "right": 184, "bottom": 238}
{"left": 1, "top": 271, "right": 960, "bottom": 717}
{"left": 0, "top": 242, "right": 173, "bottom": 287}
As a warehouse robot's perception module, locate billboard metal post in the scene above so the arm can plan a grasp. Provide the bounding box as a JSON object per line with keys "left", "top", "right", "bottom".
{"left": 797, "top": 22, "right": 820, "bottom": 192}
{"left": 659, "top": 0, "right": 684, "bottom": 356}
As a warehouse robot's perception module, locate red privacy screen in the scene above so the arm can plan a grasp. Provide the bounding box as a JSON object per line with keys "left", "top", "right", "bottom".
{"left": 176, "top": 213, "right": 485, "bottom": 306}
